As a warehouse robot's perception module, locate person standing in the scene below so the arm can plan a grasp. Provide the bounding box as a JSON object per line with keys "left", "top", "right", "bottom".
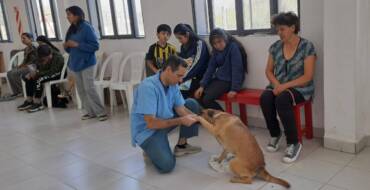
{"left": 64, "top": 6, "right": 107, "bottom": 121}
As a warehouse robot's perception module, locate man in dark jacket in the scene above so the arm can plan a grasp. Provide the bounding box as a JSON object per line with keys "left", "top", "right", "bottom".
{"left": 17, "top": 45, "right": 64, "bottom": 113}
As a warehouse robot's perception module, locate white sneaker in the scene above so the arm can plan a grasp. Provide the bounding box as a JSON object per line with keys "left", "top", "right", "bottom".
{"left": 282, "top": 143, "right": 302, "bottom": 163}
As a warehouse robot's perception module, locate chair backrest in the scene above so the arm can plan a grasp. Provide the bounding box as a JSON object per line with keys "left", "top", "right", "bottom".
{"left": 98, "top": 52, "right": 123, "bottom": 82}
{"left": 60, "top": 53, "right": 69, "bottom": 79}
{"left": 7, "top": 51, "right": 24, "bottom": 71}
{"left": 94, "top": 51, "right": 105, "bottom": 79}
{"left": 118, "top": 52, "right": 146, "bottom": 84}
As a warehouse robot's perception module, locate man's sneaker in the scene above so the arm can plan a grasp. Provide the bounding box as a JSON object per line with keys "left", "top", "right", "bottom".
{"left": 282, "top": 143, "right": 302, "bottom": 163}
{"left": 98, "top": 114, "right": 108, "bottom": 121}
{"left": 266, "top": 133, "right": 283, "bottom": 152}
{"left": 17, "top": 101, "right": 33, "bottom": 111}
{"left": 174, "top": 143, "right": 202, "bottom": 157}
{"left": 27, "top": 103, "right": 44, "bottom": 113}
{"left": 81, "top": 114, "right": 96, "bottom": 120}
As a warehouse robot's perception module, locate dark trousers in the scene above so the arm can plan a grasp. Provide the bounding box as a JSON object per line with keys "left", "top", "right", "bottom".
{"left": 23, "top": 74, "right": 60, "bottom": 99}
{"left": 198, "top": 79, "right": 230, "bottom": 111}
{"left": 260, "top": 89, "right": 305, "bottom": 145}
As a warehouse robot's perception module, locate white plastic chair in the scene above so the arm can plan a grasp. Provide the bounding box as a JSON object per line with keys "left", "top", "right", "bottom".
{"left": 44, "top": 54, "right": 70, "bottom": 108}
{"left": 94, "top": 52, "right": 124, "bottom": 105}
{"left": 0, "top": 51, "right": 24, "bottom": 94}
{"left": 109, "top": 52, "right": 146, "bottom": 114}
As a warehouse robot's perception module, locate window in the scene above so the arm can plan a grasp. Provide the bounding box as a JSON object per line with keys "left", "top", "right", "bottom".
{"left": 87, "top": 0, "right": 145, "bottom": 38}
{"left": 0, "top": 0, "right": 10, "bottom": 42}
{"left": 192, "top": 0, "right": 300, "bottom": 35}
{"left": 26, "top": 0, "right": 60, "bottom": 40}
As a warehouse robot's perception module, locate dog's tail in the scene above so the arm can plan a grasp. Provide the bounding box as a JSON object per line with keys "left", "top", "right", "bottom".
{"left": 257, "top": 168, "right": 290, "bottom": 188}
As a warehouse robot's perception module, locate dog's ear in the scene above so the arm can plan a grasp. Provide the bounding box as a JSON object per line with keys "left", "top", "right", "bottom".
{"left": 207, "top": 110, "right": 215, "bottom": 118}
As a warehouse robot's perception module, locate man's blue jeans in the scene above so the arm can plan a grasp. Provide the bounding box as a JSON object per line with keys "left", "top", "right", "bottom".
{"left": 139, "top": 98, "right": 201, "bottom": 173}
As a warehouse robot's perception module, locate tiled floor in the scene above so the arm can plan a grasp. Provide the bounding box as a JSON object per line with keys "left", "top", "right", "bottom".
{"left": 0, "top": 99, "right": 369, "bottom": 190}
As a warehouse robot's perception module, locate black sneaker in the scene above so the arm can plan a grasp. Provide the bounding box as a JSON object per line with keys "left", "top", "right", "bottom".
{"left": 283, "top": 143, "right": 302, "bottom": 163}
{"left": 27, "top": 103, "right": 44, "bottom": 113}
{"left": 17, "top": 100, "right": 33, "bottom": 111}
{"left": 174, "top": 143, "right": 202, "bottom": 157}
{"left": 266, "top": 133, "right": 283, "bottom": 152}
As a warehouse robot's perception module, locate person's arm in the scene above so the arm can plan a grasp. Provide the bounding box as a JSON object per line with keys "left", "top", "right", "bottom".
{"left": 145, "top": 45, "right": 159, "bottom": 73}
{"left": 144, "top": 115, "right": 182, "bottom": 129}
{"left": 19, "top": 48, "right": 37, "bottom": 67}
{"left": 199, "top": 55, "right": 216, "bottom": 87}
{"left": 146, "top": 60, "right": 159, "bottom": 73}
{"left": 76, "top": 25, "right": 99, "bottom": 53}
{"left": 265, "top": 53, "right": 281, "bottom": 87}
{"left": 183, "top": 40, "right": 209, "bottom": 82}
{"left": 230, "top": 43, "right": 244, "bottom": 92}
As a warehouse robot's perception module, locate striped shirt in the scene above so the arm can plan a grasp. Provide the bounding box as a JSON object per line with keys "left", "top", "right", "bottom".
{"left": 267, "top": 38, "right": 317, "bottom": 100}
{"left": 145, "top": 42, "right": 177, "bottom": 70}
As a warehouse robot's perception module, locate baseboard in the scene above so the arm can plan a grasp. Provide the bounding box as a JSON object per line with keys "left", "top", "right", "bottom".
{"left": 324, "top": 135, "right": 367, "bottom": 154}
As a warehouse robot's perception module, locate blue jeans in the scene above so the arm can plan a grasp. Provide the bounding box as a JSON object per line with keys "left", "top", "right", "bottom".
{"left": 139, "top": 98, "right": 201, "bottom": 173}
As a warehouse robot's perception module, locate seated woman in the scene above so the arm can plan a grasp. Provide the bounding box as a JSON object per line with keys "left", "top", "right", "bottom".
{"left": 260, "top": 12, "right": 316, "bottom": 163}
{"left": 194, "top": 28, "right": 247, "bottom": 110}
{"left": 4, "top": 33, "right": 37, "bottom": 100}
{"left": 173, "top": 23, "right": 210, "bottom": 99}
{"left": 17, "top": 45, "right": 64, "bottom": 113}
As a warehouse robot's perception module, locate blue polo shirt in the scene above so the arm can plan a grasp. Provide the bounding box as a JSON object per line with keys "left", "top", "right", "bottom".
{"left": 130, "top": 72, "right": 185, "bottom": 147}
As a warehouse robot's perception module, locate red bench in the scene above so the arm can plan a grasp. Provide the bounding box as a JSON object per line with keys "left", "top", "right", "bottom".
{"left": 218, "top": 89, "right": 313, "bottom": 143}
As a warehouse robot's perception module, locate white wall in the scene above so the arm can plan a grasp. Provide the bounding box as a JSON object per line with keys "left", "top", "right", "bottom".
{"left": 0, "top": 0, "right": 325, "bottom": 131}
{"left": 324, "top": 0, "right": 370, "bottom": 152}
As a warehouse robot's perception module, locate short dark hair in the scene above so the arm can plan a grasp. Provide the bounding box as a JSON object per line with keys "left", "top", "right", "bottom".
{"left": 271, "top": 12, "right": 300, "bottom": 34}
{"left": 37, "top": 45, "right": 52, "bottom": 58}
{"left": 21, "top": 32, "right": 33, "bottom": 39}
{"left": 163, "top": 55, "right": 187, "bottom": 72}
{"left": 157, "top": 24, "right": 172, "bottom": 35}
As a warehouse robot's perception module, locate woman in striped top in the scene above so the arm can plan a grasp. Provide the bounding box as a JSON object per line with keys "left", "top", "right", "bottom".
{"left": 260, "top": 12, "right": 317, "bottom": 163}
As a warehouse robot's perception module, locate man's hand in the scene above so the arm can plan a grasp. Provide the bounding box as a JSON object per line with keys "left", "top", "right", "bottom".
{"left": 180, "top": 114, "right": 198, "bottom": 127}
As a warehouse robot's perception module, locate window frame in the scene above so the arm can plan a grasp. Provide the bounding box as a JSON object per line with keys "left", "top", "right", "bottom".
{"left": 192, "top": 0, "right": 300, "bottom": 36}
{"left": 90, "top": 0, "right": 144, "bottom": 39}
{"left": 28, "top": 0, "right": 60, "bottom": 41}
{"left": 0, "top": 0, "right": 11, "bottom": 42}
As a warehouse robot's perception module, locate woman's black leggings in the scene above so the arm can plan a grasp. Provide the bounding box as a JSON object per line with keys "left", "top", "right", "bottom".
{"left": 198, "top": 79, "right": 231, "bottom": 111}
{"left": 260, "top": 89, "right": 305, "bottom": 145}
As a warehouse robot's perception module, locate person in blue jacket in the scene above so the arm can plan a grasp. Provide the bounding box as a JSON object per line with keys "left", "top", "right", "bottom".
{"left": 194, "top": 28, "right": 248, "bottom": 110}
{"left": 173, "top": 24, "right": 210, "bottom": 99}
{"left": 64, "top": 6, "right": 107, "bottom": 121}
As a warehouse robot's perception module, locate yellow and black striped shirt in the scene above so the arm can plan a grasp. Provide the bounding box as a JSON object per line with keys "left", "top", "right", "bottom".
{"left": 145, "top": 42, "right": 177, "bottom": 69}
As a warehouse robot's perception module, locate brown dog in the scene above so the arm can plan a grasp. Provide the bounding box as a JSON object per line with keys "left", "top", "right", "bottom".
{"left": 198, "top": 109, "right": 290, "bottom": 188}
